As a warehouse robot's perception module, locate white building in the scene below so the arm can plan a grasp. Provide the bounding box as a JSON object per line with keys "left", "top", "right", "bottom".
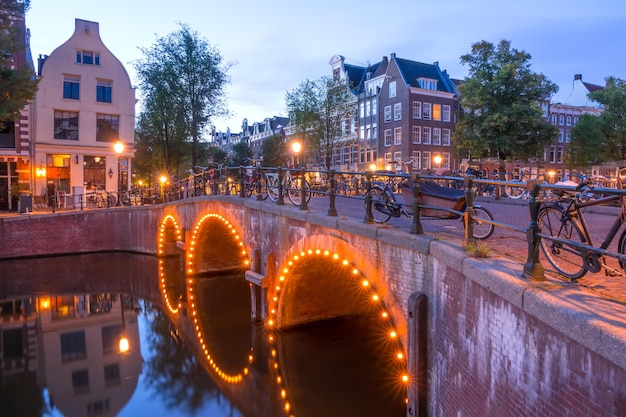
{"left": 32, "top": 19, "right": 136, "bottom": 206}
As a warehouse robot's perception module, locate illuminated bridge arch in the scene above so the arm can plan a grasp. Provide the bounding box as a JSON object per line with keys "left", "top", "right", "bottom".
{"left": 158, "top": 214, "right": 184, "bottom": 314}
{"left": 264, "top": 236, "right": 410, "bottom": 413}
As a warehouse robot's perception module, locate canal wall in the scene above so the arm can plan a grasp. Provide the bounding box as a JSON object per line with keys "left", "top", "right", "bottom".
{"left": 1, "top": 199, "right": 625, "bottom": 417}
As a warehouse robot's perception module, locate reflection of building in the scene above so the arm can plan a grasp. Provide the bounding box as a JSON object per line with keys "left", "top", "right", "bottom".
{"left": 32, "top": 19, "right": 136, "bottom": 206}
{"left": 40, "top": 294, "right": 141, "bottom": 416}
{"left": 0, "top": 293, "right": 142, "bottom": 416}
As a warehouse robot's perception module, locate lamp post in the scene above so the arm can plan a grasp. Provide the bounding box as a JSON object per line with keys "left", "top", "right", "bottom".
{"left": 160, "top": 175, "right": 167, "bottom": 203}
{"left": 113, "top": 141, "right": 124, "bottom": 206}
{"left": 291, "top": 141, "right": 302, "bottom": 167}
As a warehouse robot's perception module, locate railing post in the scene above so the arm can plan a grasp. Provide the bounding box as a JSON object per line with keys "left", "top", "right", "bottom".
{"left": 277, "top": 167, "right": 285, "bottom": 206}
{"left": 299, "top": 166, "right": 308, "bottom": 210}
{"left": 522, "top": 180, "right": 546, "bottom": 281}
{"left": 239, "top": 166, "right": 246, "bottom": 198}
{"left": 327, "top": 169, "right": 338, "bottom": 216}
{"left": 410, "top": 174, "right": 423, "bottom": 234}
{"left": 256, "top": 166, "right": 264, "bottom": 201}
{"left": 464, "top": 175, "right": 476, "bottom": 246}
{"left": 364, "top": 171, "right": 374, "bottom": 223}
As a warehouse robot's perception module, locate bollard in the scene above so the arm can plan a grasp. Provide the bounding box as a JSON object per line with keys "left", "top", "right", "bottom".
{"left": 363, "top": 171, "right": 374, "bottom": 223}
{"left": 410, "top": 174, "right": 424, "bottom": 234}
{"left": 522, "top": 180, "right": 546, "bottom": 281}
{"left": 327, "top": 170, "right": 338, "bottom": 216}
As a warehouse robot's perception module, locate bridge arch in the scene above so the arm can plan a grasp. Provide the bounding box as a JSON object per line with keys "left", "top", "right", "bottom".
{"left": 158, "top": 214, "right": 184, "bottom": 314}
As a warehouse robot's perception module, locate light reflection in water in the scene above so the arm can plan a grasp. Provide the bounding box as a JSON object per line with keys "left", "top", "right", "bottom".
{"left": 0, "top": 253, "right": 406, "bottom": 417}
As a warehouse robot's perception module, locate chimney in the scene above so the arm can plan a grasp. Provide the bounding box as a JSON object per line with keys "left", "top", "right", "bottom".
{"left": 574, "top": 74, "right": 582, "bottom": 81}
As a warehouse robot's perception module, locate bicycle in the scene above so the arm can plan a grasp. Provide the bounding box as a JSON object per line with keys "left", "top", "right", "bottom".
{"left": 366, "top": 176, "right": 495, "bottom": 239}
{"left": 266, "top": 169, "right": 311, "bottom": 206}
{"left": 537, "top": 177, "right": 626, "bottom": 280}
{"left": 238, "top": 162, "right": 269, "bottom": 199}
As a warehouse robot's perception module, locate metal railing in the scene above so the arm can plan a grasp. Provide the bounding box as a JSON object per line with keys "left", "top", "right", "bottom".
{"left": 33, "top": 166, "right": 626, "bottom": 283}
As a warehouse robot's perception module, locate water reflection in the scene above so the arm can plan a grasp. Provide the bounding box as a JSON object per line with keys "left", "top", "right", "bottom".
{"left": 0, "top": 253, "right": 406, "bottom": 416}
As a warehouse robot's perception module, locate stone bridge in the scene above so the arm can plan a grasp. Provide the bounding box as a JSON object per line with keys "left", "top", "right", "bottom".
{"left": 1, "top": 196, "right": 625, "bottom": 416}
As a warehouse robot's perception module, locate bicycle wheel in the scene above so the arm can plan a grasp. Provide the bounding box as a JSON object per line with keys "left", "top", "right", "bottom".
{"left": 538, "top": 206, "right": 587, "bottom": 280}
{"left": 505, "top": 183, "right": 525, "bottom": 199}
{"left": 471, "top": 206, "right": 495, "bottom": 239}
{"left": 366, "top": 186, "right": 392, "bottom": 223}
{"left": 243, "top": 180, "right": 254, "bottom": 197}
{"left": 288, "top": 177, "right": 311, "bottom": 206}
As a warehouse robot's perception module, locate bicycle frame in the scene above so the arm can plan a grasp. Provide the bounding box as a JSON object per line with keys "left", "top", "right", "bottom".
{"left": 562, "top": 194, "right": 623, "bottom": 253}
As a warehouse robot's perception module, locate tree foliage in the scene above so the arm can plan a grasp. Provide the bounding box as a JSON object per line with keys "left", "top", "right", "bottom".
{"left": 134, "top": 23, "right": 231, "bottom": 177}
{"left": 261, "top": 134, "right": 288, "bottom": 167}
{"left": 453, "top": 40, "right": 558, "bottom": 162}
{"left": 285, "top": 76, "right": 356, "bottom": 169}
{"left": 227, "top": 141, "right": 252, "bottom": 166}
{"left": 567, "top": 77, "right": 626, "bottom": 166}
{"left": 0, "top": 0, "right": 38, "bottom": 121}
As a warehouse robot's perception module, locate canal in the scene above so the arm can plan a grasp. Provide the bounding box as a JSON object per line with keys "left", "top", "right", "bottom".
{"left": 0, "top": 252, "right": 407, "bottom": 416}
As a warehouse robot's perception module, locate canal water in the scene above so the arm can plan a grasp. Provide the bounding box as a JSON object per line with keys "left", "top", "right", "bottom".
{"left": 0, "top": 253, "right": 407, "bottom": 417}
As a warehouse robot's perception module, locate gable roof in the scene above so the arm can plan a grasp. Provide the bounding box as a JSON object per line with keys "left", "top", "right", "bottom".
{"left": 394, "top": 56, "right": 457, "bottom": 94}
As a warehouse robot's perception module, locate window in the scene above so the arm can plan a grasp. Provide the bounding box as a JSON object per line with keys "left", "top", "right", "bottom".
{"left": 443, "top": 152, "right": 450, "bottom": 169}
{"left": 360, "top": 102, "right": 365, "bottom": 118}
{"left": 72, "top": 369, "right": 89, "bottom": 393}
{"left": 384, "top": 129, "right": 392, "bottom": 146}
{"left": 372, "top": 98, "right": 377, "bottom": 115}
{"left": 423, "top": 103, "right": 432, "bottom": 120}
{"left": 384, "top": 106, "right": 392, "bottom": 123}
{"left": 96, "top": 81, "right": 112, "bottom": 103}
{"left": 365, "top": 100, "right": 371, "bottom": 117}
{"left": 442, "top": 105, "right": 451, "bottom": 122}
{"left": 412, "top": 126, "right": 421, "bottom": 144}
{"left": 63, "top": 77, "right": 80, "bottom": 100}
{"left": 76, "top": 50, "right": 100, "bottom": 65}
{"left": 422, "top": 151, "right": 431, "bottom": 170}
{"left": 394, "top": 127, "right": 402, "bottom": 145}
{"left": 573, "top": 116, "right": 579, "bottom": 125}
{"left": 566, "top": 115, "right": 572, "bottom": 126}
{"left": 411, "top": 151, "right": 421, "bottom": 170}
{"left": 550, "top": 114, "right": 557, "bottom": 124}
{"left": 422, "top": 127, "right": 431, "bottom": 144}
{"left": 96, "top": 114, "right": 119, "bottom": 142}
{"left": 87, "top": 400, "right": 110, "bottom": 415}
{"left": 389, "top": 80, "right": 396, "bottom": 98}
{"left": 394, "top": 151, "right": 403, "bottom": 166}
{"left": 557, "top": 147, "right": 563, "bottom": 163}
{"left": 432, "top": 128, "right": 441, "bottom": 145}
{"left": 558, "top": 130, "right": 564, "bottom": 143}
{"left": 412, "top": 101, "right": 422, "bottom": 119}
{"left": 432, "top": 104, "right": 441, "bottom": 121}
{"left": 102, "top": 324, "right": 123, "bottom": 355}
{"left": 558, "top": 115, "right": 564, "bottom": 125}
{"left": 565, "top": 131, "right": 571, "bottom": 143}
{"left": 54, "top": 110, "right": 79, "bottom": 140}
{"left": 442, "top": 129, "right": 451, "bottom": 146}
{"left": 0, "top": 121, "right": 15, "bottom": 148}
{"left": 418, "top": 78, "right": 437, "bottom": 90}
{"left": 372, "top": 125, "right": 378, "bottom": 139}
{"left": 394, "top": 103, "right": 402, "bottom": 121}
{"left": 61, "top": 331, "right": 86, "bottom": 361}
{"left": 360, "top": 126, "right": 365, "bottom": 140}
{"left": 384, "top": 152, "right": 392, "bottom": 167}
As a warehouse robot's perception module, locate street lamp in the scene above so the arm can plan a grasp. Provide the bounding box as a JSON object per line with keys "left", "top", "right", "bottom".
{"left": 433, "top": 154, "right": 442, "bottom": 174}
{"left": 113, "top": 141, "right": 124, "bottom": 206}
{"left": 160, "top": 175, "right": 167, "bottom": 202}
{"left": 291, "top": 141, "right": 302, "bottom": 167}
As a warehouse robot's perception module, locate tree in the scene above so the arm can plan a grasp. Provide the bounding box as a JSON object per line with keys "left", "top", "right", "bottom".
{"left": 453, "top": 40, "right": 558, "bottom": 163}
{"left": 134, "top": 24, "right": 232, "bottom": 171}
{"left": 261, "top": 134, "right": 288, "bottom": 167}
{"left": 228, "top": 141, "right": 252, "bottom": 166}
{"left": 567, "top": 77, "right": 626, "bottom": 166}
{"left": 0, "top": 0, "right": 38, "bottom": 121}
{"left": 285, "top": 76, "right": 356, "bottom": 169}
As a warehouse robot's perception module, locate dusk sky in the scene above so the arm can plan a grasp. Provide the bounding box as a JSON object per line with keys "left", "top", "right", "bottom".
{"left": 25, "top": 0, "right": 626, "bottom": 134}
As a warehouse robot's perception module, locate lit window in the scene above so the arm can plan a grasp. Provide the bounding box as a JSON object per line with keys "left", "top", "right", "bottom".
{"left": 432, "top": 104, "right": 441, "bottom": 121}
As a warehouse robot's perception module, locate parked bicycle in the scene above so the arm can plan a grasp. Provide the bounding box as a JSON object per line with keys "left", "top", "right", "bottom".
{"left": 365, "top": 176, "right": 495, "bottom": 239}
{"left": 266, "top": 169, "right": 311, "bottom": 206}
{"left": 537, "top": 176, "right": 626, "bottom": 280}
{"left": 238, "top": 161, "right": 269, "bottom": 199}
